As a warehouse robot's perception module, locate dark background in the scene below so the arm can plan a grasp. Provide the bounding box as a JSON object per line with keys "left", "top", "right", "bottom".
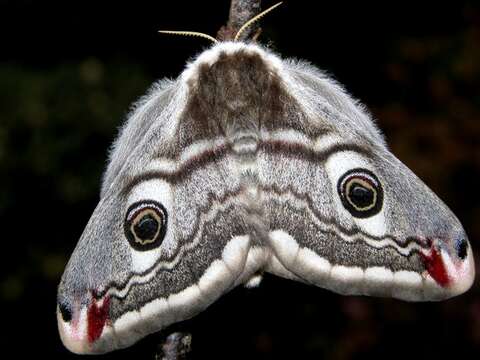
{"left": 1, "top": 0, "right": 479, "bottom": 358}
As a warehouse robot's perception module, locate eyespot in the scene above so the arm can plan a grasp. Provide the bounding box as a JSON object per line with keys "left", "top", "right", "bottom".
{"left": 337, "top": 168, "right": 383, "bottom": 218}
{"left": 124, "top": 200, "right": 168, "bottom": 251}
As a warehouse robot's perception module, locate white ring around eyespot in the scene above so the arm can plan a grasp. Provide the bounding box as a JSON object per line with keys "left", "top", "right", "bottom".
{"left": 126, "top": 179, "right": 175, "bottom": 273}
{"left": 325, "top": 151, "right": 387, "bottom": 237}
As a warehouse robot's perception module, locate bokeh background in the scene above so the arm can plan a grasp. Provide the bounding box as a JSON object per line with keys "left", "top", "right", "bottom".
{"left": 1, "top": 0, "right": 479, "bottom": 358}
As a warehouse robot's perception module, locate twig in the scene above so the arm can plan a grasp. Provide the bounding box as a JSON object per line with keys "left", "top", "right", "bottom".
{"left": 217, "top": 0, "right": 262, "bottom": 41}
{"left": 155, "top": 332, "right": 192, "bottom": 360}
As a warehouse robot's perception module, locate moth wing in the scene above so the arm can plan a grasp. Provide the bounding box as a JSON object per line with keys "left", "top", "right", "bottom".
{"left": 260, "top": 62, "right": 474, "bottom": 302}
{"left": 57, "top": 78, "right": 256, "bottom": 354}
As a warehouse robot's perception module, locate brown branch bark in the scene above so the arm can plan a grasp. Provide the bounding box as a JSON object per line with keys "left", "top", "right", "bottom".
{"left": 155, "top": 332, "right": 192, "bottom": 360}
{"left": 217, "top": 0, "right": 262, "bottom": 41}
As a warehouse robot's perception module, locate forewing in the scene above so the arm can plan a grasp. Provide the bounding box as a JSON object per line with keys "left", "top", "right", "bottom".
{"left": 261, "top": 61, "right": 474, "bottom": 301}
{"left": 57, "top": 77, "right": 253, "bottom": 354}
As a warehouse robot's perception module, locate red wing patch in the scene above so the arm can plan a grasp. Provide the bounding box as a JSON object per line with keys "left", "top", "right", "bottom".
{"left": 87, "top": 296, "right": 110, "bottom": 343}
{"left": 421, "top": 247, "right": 450, "bottom": 287}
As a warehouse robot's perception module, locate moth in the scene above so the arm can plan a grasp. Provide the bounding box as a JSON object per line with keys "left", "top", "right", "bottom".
{"left": 57, "top": 14, "right": 475, "bottom": 355}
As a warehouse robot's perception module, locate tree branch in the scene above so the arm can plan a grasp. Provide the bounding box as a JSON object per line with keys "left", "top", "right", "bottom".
{"left": 217, "top": 0, "right": 262, "bottom": 41}
{"left": 155, "top": 332, "right": 192, "bottom": 360}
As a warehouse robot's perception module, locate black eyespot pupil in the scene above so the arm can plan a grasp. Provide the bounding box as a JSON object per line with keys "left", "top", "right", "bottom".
{"left": 58, "top": 302, "right": 72, "bottom": 322}
{"left": 337, "top": 168, "right": 383, "bottom": 218}
{"left": 349, "top": 183, "right": 374, "bottom": 208}
{"left": 125, "top": 201, "right": 168, "bottom": 251}
{"left": 134, "top": 214, "right": 159, "bottom": 240}
{"left": 456, "top": 238, "right": 468, "bottom": 260}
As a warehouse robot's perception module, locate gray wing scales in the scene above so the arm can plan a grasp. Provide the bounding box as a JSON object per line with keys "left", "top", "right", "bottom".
{"left": 259, "top": 146, "right": 426, "bottom": 299}
{"left": 57, "top": 65, "right": 257, "bottom": 353}
{"left": 57, "top": 42, "right": 474, "bottom": 355}
{"left": 101, "top": 80, "right": 179, "bottom": 197}
{"left": 259, "top": 60, "right": 473, "bottom": 302}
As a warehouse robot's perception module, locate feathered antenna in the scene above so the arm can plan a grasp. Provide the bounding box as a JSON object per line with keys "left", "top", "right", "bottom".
{"left": 158, "top": 30, "right": 218, "bottom": 43}
{"left": 159, "top": 1, "right": 282, "bottom": 43}
{"left": 234, "top": 2, "right": 283, "bottom": 41}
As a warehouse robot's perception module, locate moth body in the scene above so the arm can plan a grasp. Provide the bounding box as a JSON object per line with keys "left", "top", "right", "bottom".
{"left": 57, "top": 42, "right": 475, "bottom": 354}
